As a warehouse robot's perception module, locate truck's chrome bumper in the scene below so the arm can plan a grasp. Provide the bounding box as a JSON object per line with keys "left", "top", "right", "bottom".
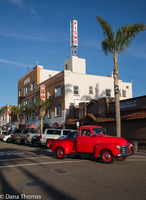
{"left": 116, "top": 153, "right": 133, "bottom": 157}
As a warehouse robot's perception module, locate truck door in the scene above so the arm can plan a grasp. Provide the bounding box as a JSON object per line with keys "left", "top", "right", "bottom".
{"left": 76, "top": 129, "right": 95, "bottom": 153}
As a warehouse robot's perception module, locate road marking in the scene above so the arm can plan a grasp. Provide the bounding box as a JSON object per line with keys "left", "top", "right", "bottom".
{"left": 0, "top": 156, "right": 55, "bottom": 162}
{"left": 0, "top": 151, "right": 24, "bottom": 156}
{"left": 126, "top": 159, "right": 146, "bottom": 161}
{"left": 0, "top": 160, "right": 83, "bottom": 169}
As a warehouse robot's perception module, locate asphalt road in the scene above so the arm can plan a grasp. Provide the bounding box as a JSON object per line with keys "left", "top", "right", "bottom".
{"left": 0, "top": 141, "right": 146, "bottom": 200}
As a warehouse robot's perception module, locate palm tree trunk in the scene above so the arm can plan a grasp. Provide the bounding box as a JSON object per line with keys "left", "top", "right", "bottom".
{"left": 41, "top": 114, "right": 43, "bottom": 134}
{"left": 114, "top": 57, "right": 121, "bottom": 137}
{"left": 17, "top": 114, "right": 19, "bottom": 129}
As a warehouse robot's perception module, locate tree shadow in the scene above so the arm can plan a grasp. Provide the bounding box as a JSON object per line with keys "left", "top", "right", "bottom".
{"left": 0, "top": 146, "right": 77, "bottom": 200}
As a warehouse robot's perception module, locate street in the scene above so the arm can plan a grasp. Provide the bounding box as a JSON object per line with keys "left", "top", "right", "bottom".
{"left": 0, "top": 141, "right": 146, "bottom": 200}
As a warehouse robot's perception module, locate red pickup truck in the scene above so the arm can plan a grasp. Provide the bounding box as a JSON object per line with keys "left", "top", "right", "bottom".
{"left": 48, "top": 126, "right": 133, "bottom": 164}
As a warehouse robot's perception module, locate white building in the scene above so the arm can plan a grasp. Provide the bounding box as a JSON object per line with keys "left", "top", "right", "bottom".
{"left": 17, "top": 56, "right": 132, "bottom": 130}
{"left": 64, "top": 56, "right": 132, "bottom": 115}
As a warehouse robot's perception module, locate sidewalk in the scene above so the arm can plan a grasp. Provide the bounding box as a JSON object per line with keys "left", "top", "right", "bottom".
{"left": 134, "top": 149, "right": 146, "bottom": 156}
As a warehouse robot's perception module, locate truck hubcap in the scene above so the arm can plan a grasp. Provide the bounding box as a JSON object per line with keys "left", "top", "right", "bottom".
{"left": 58, "top": 150, "right": 63, "bottom": 157}
{"left": 105, "top": 154, "right": 111, "bottom": 160}
{"left": 103, "top": 152, "right": 112, "bottom": 161}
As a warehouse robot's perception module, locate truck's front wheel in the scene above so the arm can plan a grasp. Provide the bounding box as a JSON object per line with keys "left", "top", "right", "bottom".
{"left": 56, "top": 147, "right": 66, "bottom": 159}
{"left": 101, "top": 150, "right": 115, "bottom": 164}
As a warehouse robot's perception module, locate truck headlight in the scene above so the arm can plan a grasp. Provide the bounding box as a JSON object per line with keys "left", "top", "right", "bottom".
{"left": 130, "top": 144, "right": 133, "bottom": 147}
{"left": 117, "top": 145, "right": 121, "bottom": 149}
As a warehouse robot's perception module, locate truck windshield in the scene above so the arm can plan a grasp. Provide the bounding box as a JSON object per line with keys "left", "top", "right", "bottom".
{"left": 92, "top": 128, "right": 106, "bottom": 136}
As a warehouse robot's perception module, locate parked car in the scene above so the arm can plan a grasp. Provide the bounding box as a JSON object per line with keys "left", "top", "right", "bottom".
{"left": 3, "top": 132, "right": 12, "bottom": 142}
{"left": 40, "top": 128, "right": 77, "bottom": 146}
{"left": 26, "top": 132, "right": 41, "bottom": 147}
{"left": 12, "top": 128, "right": 39, "bottom": 144}
{"left": 0, "top": 131, "right": 8, "bottom": 140}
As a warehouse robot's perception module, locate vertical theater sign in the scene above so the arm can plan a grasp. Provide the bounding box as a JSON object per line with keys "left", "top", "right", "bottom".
{"left": 40, "top": 84, "right": 46, "bottom": 116}
{"left": 70, "top": 20, "right": 78, "bottom": 56}
{"left": 40, "top": 84, "right": 45, "bottom": 102}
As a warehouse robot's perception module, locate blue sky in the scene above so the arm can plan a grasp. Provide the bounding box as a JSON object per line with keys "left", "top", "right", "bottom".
{"left": 0, "top": 0, "right": 146, "bottom": 107}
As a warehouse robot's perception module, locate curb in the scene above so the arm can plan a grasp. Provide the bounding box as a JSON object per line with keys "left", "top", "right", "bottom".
{"left": 133, "top": 152, "right": 146, "bottom": 156}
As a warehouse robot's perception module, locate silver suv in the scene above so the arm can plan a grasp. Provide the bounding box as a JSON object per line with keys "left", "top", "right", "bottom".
{"left": 12, "top": 129, "right": 38, "bottom": 144}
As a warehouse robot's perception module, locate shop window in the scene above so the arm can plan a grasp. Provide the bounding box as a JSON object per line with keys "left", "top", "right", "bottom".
{"left": 55, "top": 105, "right": 61, "bottom": 117}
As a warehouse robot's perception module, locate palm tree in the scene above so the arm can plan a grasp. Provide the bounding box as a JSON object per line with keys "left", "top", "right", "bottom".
{"left": 29, "top": 96, "right": 50, "bottom": 134}
{"left": 96, "top": 16, "right": 146, "bottom": 137}
{"left": 9, "top": 105, "right": 27, "bottom": 129}
{"left": 0, "top": 106, "right": 7, "bottom": 116}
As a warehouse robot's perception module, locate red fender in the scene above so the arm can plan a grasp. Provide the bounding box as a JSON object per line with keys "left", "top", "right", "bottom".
{"left": 94, "top": 143, "right": 118, "bottom": 158}
{"left": 51, "top": 141, "right": 73, "bottom": 155}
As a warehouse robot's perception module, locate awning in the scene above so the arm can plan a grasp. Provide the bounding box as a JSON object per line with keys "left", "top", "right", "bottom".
{"left": 22, "top": 125, "right": 36, "bottom": 129}
{"left": 52, "top": 122, "right": 63, "bottom": 129}
{"left": 29, "top": 125, "right": 36, "bottom": 129}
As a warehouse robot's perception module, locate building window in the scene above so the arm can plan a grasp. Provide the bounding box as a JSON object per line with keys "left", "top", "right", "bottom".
{"left": 106, "top": 89, "right": 111, "bottom": 97}
{"left": 122, "top": 90, "right": 126, "bottom": 97}
{"left": 24, "top": 85, "right": 29, "bottom": 95}
{"left": 55, "top": 86, "right": 61, "bottom": 97}
{"left": 24, "top": 88, "right": 25, "bottom": 96}
{"left": 26, "top": 114, "right": 30, "bottom": 122}
{"left": 74, "top": 86, "right": 79, "bottom": 95}
{"left": 31, "top": 82, "right": 35, "bottom": 91}
{"left": 47, "top": 108, "right": 51, "bottom": 118}
{"left": 19, "top": 89, "right": 22, "bottom": 97}
{"left": 26, "top": 85, "right": 29, "bottom": 94}
{"left": 31, "top": 113, "right": 35, "bottom": 121}
{"left": 89, "top": 86, "right": 93, "bottom": 94}
{"left": 31, "top": 96, "right": 35, "bottom": 104}
{"left": 47, "top": 91, "right": 51, "bottom": 100}
{"left": 18, "top": 102, "right": 22, "bottom": 108}
{"left": 24, "top": 99, "right": 29, "bottom": 106}
{"left": 55, "top": 105, "right": 61, "bottom": 117}
{"left": 27, "top": 99, "right": 29, "bottom": 107}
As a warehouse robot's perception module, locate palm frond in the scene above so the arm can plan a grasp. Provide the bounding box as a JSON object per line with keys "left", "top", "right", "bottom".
{"left": 29, "top": 95, "right": 50, "bottom": 114}
{"left": 116, "top": 23, "right": 146, "bottom": 55}
{"left": 97, "top": 16, "right": 114, "bottom": 42}
{"left": 101, "top": 38, "right": 113, "bottom": 56}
